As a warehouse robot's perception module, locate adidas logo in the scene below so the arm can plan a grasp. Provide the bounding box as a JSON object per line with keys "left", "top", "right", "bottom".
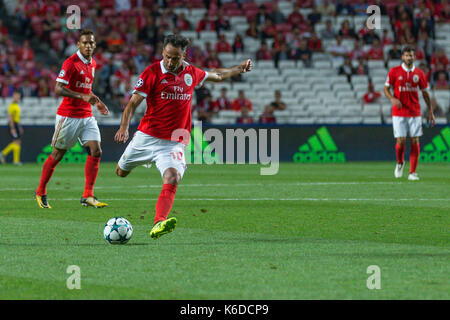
{"left": 80, "top": 70, "right": 84, "bottom": 74}
{"left": 161, "top": 79, "right": 168, "bottom": 84}
{"left": 420, "top": 127, "right": 450, "bottom": 162}
{"left": 293, "top": 126, "right": 346, "bottom": 163}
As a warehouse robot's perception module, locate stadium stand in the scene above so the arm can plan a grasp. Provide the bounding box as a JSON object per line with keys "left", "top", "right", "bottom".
{"left": 0, "top": 0, "right": 449, "bottom": 125}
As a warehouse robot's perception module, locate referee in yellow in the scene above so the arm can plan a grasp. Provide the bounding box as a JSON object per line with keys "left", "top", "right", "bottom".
{"left": 0, "top": 91, "right": 23, "bottom": 165}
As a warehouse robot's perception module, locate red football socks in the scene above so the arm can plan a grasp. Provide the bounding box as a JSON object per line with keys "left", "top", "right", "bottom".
{"left": 154, "top": 183, "right": 178, "bottom": 224}
{"left": 36, "top": 155, "right": 59, "bottom": 196}
{"left": 409, "top": 142, "right": 420, "bottom": 173}
{"left": 395, "top": 142, "right": 405, "bottom": 164}
{"left": 83, "top": 155, "right": 100, "bottom": 198}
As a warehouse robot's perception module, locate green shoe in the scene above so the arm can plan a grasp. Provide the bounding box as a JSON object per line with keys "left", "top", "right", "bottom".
{"left": 149, "top": 217, "right": 177, "bottom": 239}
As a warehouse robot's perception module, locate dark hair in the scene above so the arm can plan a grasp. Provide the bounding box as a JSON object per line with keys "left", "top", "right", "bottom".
{"left": 163, "top": 34, "right": 190, "bottom": 51}
{"left": 401, "top": 45, "right": 415, "bottom": 54}
{"left": 79, "top": 29, "right": 94, "bottom": 39}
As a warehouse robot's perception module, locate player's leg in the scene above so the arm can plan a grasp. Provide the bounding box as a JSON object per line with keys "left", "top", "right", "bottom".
{"left": 35, "top": 147, "right": 66, "bottom": 208}
{"left": 35, "top": 115, "right": 77, "bottom": 208}
{"left": 79, "top": 117, "right": 107, "bottom": 208}
{"left": 393, "top": 116, "right": 407, "bottom": 178}
{"left": 116, "top": 130, "right": 155, "bottom": 177}
{"left": 408, "top": 117, "right": 422, "bottom": 181}
{"left": 150, "top": 141, "right": 186, "bottom": 239}
{"left": 12, "top": 138, "right": 22, "bottom": 165}
{"left": 0, "top": 142, "right": 15, "bottom": 163}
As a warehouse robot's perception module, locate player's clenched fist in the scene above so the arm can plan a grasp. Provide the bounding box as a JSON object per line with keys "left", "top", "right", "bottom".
{"left": 241, "top": 59, "right": 253, "bottom": 73}
{"left": 114, "top": 127, "right": 129, "bottom": 143}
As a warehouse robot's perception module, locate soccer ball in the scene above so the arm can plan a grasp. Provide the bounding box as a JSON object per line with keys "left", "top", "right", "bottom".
{"left": 104, "top": 217, "right": 133, "bottom": 245}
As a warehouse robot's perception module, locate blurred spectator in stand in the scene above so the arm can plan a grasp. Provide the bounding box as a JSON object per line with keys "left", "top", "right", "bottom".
{"left": 118, "top": 80, "right": 133, "bottom": 111}
{"left": 215, "top": 87, "right": 233, "bottom": 111}
{"left": 433, "top": 71, "right": 449, "bottom": 90}
{"left": 1, "top": 78, "right": 16, "bottom": 97}
{"left": 308, "top": 31, "right": 323, "bottom": 53}
{"left": 338, "top": 57, "right": 355, "bottom": 82}
{"left": 373, "top": 0, "right": 388, "bottom": 15}
{"left": 381, "top": 30, "right": 393, "bottom": 46}
{"left": 411, "top": 42, "right": 426, "bottom": 61}
{"left": 336, "top": 0, "right": 355, "bottom": 15}
{"left": 19, "top": 79, "right": 37, "bottom": 98}
{"left": 3, "top": 55, "right": 19, "bottom": 76}
{"left": 246, "top": 21, "right": 259, "bottom": 39}
{"left": 417, "top": 32, "right": 434, "bottom": 61}
{"left": 430, "top": 48, "right": 449, "bottom": 72}
{"left": 204, "top": 51, "right": 221, "bottom": 69}
{"left": 18, "top": 40, "right": 34, "bottom": 61}
{"left": 42, "top": 12, "right": 59, "bottom": 42}
{"left": 265, "top": 90, "right": 286, "bottom": 112}
{"left": 256, "top": 42, "right": 272, "bottom": 61}
{"left": 361, "top": 27, "right": 380, "bottom": 45}
{"left": 307, "top": 6, "right": 322, "bottom": 26}
{"left": 293, "top": 38, "right": 312, "bottom": 68}
{"left": 139, "top": 16, "right": 157, "bottom": 44}
{"left": 387, "top": 43, "right": 402, "bottom": 62}
{"left": 339, "top": 19, "right": 357, "bottom": 40}
{"left": 317, "top": 0, "right": 336, "bottom": 17}
{"left": 215, "top": 34, "right": 232, "bottom": 53}
{"left": 232, "top": 34, "right": 245, "bottom": 53}
{"left": 350, "top": 40, "right": 365, "bottom": 60}
{"left": 419, "top": 62, "right": 432, "bottom": 82}
{"left": 320, "top": 19, "right": 336, "bottom": 40}
{"left": 236, "top": 106, "right": 254, "bottom": 124}
{"left": 261, "top": 19, "right": 277, "bottom": 41}
{"left": 106, "top": 30, "right": 125, "bottom": 53}
{"left": 195, "top": 85, "right": 212, "bottom": 107}
{"left": 329, "top": 35, "right": 349, "bottom": 67}
{"left": 363, "top": 82, "right": 382, "bottom": 104}
{"left": 259, "top": 105, "right": 276, "bottom": 124}
{"left": 270, "top": 3, "right": 286, "bottom": 24}
{"left": 197, "top": 13, "right": 216, "bottom": 32}
{"left": 97, "top": 58, "right": 118, "bottom": 98}
{"left": 287, "top": 4, "right": 305, "bottom": 27}
{"left": 255, "top": 5, "right": 271, "bottom": 28}
{"left": 366, "top": 38, "right": 384, "bottom": 60}
{"left": 175, "top": 12, "right": 191, "bottom": 31}
{"left": 195, "top": 93, "right": 216, "bottom": 122}
{"left": 37, "top": 78, "right": 51, "bottom": 97}
{"left": 274, "top": 42, "right": 292, "bottom": 68}
{"left": 415, "top": 8, "right": 435, "bottom": 39}
{"left": 215, "top": 9, "right": 231, "bottom": 36}
{"left": 232, "top": 90, "right": 252, "bottom": 112}
{"left": 355, "top": 57, "right": 369, "bottom": 75}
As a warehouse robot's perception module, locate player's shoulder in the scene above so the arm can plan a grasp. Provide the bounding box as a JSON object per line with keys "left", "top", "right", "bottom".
{"left": 389, "top": 65, "right": 402, "bottom": 73}
{"left": 64, "top": 52, "right": 79, "bottom": 64}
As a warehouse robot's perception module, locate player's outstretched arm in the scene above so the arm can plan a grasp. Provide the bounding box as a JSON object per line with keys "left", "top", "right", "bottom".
{"left": 206, "top": 59, "right": 253, "bottom": 83}
{"left": 114, "top": 93, "right": 145, "bottom": 143}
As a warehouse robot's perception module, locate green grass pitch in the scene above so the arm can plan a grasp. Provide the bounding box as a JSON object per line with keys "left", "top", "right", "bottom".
{"left": 0, "top": 162, "right": 448, "bottom": 299}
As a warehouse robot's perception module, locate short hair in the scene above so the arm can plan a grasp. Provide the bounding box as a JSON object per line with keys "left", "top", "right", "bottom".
{"left": 163, "top": 34, "right": 190, "bottom": 51}
{"left": 401, "top": 45, "right": 415, "bottom": 54}
{"left": 79, "top": 29, "right": 94, "bottom": 40}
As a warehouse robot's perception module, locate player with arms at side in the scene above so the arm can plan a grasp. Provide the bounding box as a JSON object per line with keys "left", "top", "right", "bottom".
{"left": 35, "top": 29, "right": 110, "bottom": 208}
{"left": 0, "top": 91, "right": 24, "bottom": 165}
{"left": 384, "top": 45, "right": 435, "bottom": 181}
{"left": 114, "top": 34, "right": 252, "bottom": 239}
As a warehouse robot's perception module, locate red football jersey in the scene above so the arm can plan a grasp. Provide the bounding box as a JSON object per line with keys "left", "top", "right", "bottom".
{"left": 56, "top": 50, "right": 96, "bottom": 118}
{"left": 385, "top": 63, "right": 428, "bottom": 117}
{"left": 133, "top": 60, "right": 207, "bottom": 145}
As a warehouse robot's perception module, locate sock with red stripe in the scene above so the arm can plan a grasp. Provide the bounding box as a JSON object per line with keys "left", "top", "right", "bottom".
{"left": 83, "top": 155, "right": 100, "bottom": 198}
{"left": 36, "top": 155, "right": 59, "bottom": 196}
{"left": 154, "top": 184, "right": 178, "bottom": 224}
{"left": 395, "top": 142, "right": 405, "bottom": 164}
{"left": 409, "top": 142, "right": 420, "bottom": 173}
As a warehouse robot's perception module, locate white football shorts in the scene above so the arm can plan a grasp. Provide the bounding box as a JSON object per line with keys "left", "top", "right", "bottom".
{"left": 392, "top": 116, "right": 423, "bottom": 138}
{"left": 52, "top": 115, "right": 101, "bottom": 149}
{"left": 118, "top": 130, "right": 187, "bottom": 177}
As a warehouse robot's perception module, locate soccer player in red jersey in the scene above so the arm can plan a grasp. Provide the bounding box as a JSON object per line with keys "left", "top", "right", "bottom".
{"left": 35, "top": 29, "right": 110, "bottom": 208}
{"left": 114, "top": 34, "right": 252, "bottom": 239}
{"left": 384, "top": 45, "right": 435, "bottom": 181}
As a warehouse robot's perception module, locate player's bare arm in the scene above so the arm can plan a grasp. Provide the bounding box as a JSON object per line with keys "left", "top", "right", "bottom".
{"left": 421, "top": 89, "right": 435, "bottom": 127}
{"left": 54, "top": 83, "right": 108, "bottom": 115}
{"left": 383, "top": 85, "right": 402, "bottom": 108}
{"left": 114, "top": 93, "right": 145, "bottom": 143}
{"left": 206, "top": 59, "right": 253, "bottom": 82}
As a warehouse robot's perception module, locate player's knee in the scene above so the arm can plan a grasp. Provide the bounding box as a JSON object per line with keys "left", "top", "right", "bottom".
{"left": 116, "top": 166, "right": 129, "bottom": 177}
{"left": 91, "top": 149, "right": 102, "bottom": 158}
{"left": 163, "top": 169, "right": 181, "bottom": 185}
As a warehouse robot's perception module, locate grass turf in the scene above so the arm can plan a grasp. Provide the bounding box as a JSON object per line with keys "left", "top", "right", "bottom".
{"left": 0, "top": 162, "right": 448, "bottom": 299}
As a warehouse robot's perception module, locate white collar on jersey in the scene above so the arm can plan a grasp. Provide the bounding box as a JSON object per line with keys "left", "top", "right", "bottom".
{"left": 160, "top": 59, "right": 189, "bottom": 74}
{"left": 401, "top": 62, "right": 415, "bottom": 72}
{"left": 77, "top": 50, "right": 92, "bottom": 65}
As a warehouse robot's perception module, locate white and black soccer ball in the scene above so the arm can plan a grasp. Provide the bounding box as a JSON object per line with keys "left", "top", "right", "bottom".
{"left": 104, "top": 217, "right": 133, "bottom": 245}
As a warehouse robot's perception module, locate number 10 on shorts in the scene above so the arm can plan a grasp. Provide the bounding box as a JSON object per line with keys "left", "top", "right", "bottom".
{"left": 171, "top": 152, "right": 183, "bottom": 161}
